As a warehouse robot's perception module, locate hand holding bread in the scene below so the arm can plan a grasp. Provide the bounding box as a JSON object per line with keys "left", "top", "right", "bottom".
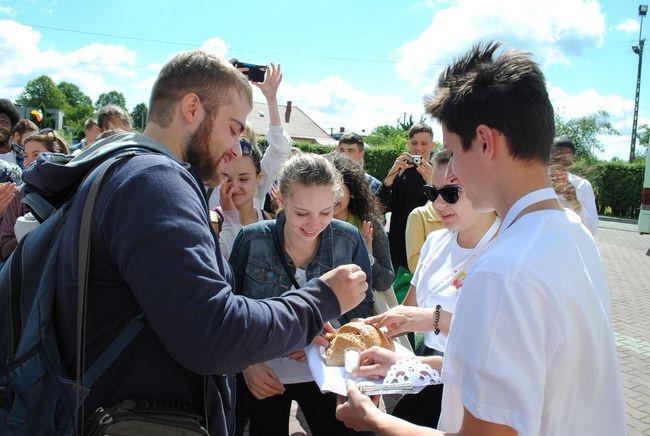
{"left": 323, "top": 321, "right": 394, "bottom": 366}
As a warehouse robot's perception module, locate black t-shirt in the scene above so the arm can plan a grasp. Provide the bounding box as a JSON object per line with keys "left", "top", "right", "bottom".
{"left": 379, "top": 166, "right": 427, "bottom": 270}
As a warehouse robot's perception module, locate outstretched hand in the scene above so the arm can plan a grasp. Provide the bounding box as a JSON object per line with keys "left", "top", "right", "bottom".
{"left": 364, "top": 305, "right": 434, "bottom": 338}
{"left": 353, "top": 346, "right": 400, "bottom": 379}
{"left": 253, "top": 63, "right": 282, "bottom": 100}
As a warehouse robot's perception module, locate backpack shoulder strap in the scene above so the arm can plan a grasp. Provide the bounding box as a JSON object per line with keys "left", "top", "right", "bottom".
{"left": 74, "top": 153, "right": 145, "bottom": 431}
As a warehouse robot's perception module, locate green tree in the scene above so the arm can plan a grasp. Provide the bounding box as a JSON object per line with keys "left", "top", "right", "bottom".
{"left": 64, "top": 105, "right": 95, "bottom": 139}
{"left": 95, "top": 91, "right": 127, "bottom": 110}
{"left": 130, "top": 102, "right": 148, "bottom": 132}
{"left": 396, "top": 113, "right": 427, "bottom": 132}
{"left": 365, "top": 125, "right": 409, "bottom": 149}
{"left": 57, "top": 81, "right": 92, "bottom": 108}
{"left": 57, "top": 81, "right": 94, "bottom": 138}
{"left": 554, "top": 110, "right": 619, "bottom": 162}
{"left": 397, "top": 114, "right": 415, "bottom": 132}
{"left": 16, "top": 75, "right": 68, "bottom": 110}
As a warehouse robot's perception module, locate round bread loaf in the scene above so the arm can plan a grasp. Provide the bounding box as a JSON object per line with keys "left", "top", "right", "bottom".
{"left": 324, "top": 321, "right": 394, "bottom": 366}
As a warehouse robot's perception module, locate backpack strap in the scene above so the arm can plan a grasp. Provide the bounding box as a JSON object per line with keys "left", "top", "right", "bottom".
{"left": 74, "top": 152, "right": 146, "bottom": 433}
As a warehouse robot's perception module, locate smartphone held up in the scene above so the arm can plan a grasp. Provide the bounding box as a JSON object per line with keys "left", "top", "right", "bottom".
{"left": 234, "top": 61, "right": 267, "bottom": 83}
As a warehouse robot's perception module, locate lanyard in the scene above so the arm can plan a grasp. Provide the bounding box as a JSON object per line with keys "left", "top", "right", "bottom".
{"left": 472, "top": 215, "right": 501, "bottom": 249}
{"left": 500, "top": 188, "right": 557, "bottom": 232}
{"left": 420, "top": 216, "right": 501, "bottom": 303}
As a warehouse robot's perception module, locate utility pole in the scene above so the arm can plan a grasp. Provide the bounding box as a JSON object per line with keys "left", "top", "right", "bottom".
{"left": 637, "top": 5, "right": 650, "bottom": 234}
{"left": 630, "top": 4, "right": 648, "bottom": 162}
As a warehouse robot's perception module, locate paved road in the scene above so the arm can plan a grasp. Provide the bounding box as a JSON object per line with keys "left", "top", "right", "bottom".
{"left": 261, "top": 219, "right": 650, "bottom": 435}
{"left": 597, "top": 220, "right": 650, "bottom": 435}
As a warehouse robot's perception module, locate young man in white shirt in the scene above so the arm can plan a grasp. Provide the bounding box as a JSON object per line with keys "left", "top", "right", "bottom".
{"left": 551, "top": 136, "right": 599, "bottom": 235}
{"left": 336, "top": 41, "right": 626, "bottom": 436}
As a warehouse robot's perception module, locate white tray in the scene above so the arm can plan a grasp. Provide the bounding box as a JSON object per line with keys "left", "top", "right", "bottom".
{"left": 306, "top": 342, "right": 439, "bottom": 396}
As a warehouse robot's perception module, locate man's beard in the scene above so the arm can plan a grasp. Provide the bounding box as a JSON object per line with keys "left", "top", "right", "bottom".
{"left": 185, "top": 114, "right": 222, "bottom": 188}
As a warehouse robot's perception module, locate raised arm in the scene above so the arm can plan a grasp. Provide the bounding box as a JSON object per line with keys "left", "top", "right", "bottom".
{"left": 254, "top": 64, "right": 293, "bottom": 207}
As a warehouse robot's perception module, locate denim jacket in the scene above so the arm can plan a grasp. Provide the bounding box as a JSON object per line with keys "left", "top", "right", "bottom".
{"left": 229, "top": 213, "right": 374, "bottom": 325}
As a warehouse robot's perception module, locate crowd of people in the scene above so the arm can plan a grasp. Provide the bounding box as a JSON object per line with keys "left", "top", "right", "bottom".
{"left": 0, "top": 41, "right": 626, "bottom": 436}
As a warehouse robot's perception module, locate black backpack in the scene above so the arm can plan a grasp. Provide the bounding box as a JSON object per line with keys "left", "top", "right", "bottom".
{"left": 0, "top": 133, "right": 180, "bottom": 435}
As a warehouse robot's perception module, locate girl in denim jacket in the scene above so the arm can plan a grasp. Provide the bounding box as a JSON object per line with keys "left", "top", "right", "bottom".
{"left": 229, "top": 153, "right": 373, "bottom": 436}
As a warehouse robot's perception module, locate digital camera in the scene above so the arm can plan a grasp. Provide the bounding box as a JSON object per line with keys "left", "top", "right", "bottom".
{"left": 410, "top": 154, "right": 422, "bottom": 165}
{"left": 234, "top": 61, "right": 267, "bottom": 82}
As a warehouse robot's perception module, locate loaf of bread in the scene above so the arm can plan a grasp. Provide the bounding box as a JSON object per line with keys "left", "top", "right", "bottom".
{"left": 324, "top": 321, "right": 394, "bottom": 366}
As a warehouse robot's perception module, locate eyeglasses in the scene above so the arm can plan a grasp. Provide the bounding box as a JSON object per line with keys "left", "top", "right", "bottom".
{"left": 423, "top": 184, "right": 462, "bottom": 204}
{"left": 240, "top": 138, "right": 253, "bottom": 155}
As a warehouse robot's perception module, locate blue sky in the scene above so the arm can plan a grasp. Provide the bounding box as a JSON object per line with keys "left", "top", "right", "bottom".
{"left": 0, "top": 0, "right": 646, "bottom": 160}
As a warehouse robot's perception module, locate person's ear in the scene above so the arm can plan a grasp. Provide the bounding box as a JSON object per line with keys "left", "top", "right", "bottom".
{"left": 179, "top": 92, "right": 203, "bottom": 126}
{"left": 276, "top": 191, "right": 285, "bottom": 209}
{"left": 475, "top": 124, "right": 497, "bottom": 158}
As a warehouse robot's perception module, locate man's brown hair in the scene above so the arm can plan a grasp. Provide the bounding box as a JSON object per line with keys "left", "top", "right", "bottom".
{"left": 97, "top": 105, "right": 132, "bottom": 131}
{"left": 338, "top": 132, "right": 364, "bottom": 151}
{"left": 425, "top": 41, "right": 555, "bottom": 164}
{"left": 148, "top": 50, "right": 252, "bottom": 127}
{"left": 13, "top": 119, "right": 38, "bottom": 136}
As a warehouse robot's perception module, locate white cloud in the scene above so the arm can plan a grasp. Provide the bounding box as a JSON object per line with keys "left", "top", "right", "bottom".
{"left": 597, "top": 134, "right": 630, "bottom": 161}
{"left": 616, "top": 18, "right": 640, "bottom": 34}
{"left": 396, "top": 0, "right": 605, "bottom": 88}
{"left": 549, "top": 84, "right": 632, "bottom": 120}
{"left": 547, "top": 83, "right": 637, "bottom": 160}
{"left": 0, "top": 5, "right": 17, "bottom": 15}
{"left": 280, "top": 76, "right": 427, "bottom": 136}
{"left": 200, "top": 38, "right": 229, "bottom": 58}
{"left": 0, "top": 20, "right": 142, "bottom": 108}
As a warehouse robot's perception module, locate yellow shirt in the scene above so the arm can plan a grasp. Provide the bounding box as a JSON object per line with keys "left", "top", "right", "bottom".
{"left": 405, "top": 203, "right": 444, "bottom": 272}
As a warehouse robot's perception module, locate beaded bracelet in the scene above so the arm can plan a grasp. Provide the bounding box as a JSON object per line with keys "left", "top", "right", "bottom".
{"left": 433, "top": 305, "right": 442, "bottom": 335}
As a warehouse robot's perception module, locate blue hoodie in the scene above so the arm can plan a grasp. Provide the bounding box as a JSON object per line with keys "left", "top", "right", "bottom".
{"left": 23, "top": 133, "right": 341, "bottom": 435}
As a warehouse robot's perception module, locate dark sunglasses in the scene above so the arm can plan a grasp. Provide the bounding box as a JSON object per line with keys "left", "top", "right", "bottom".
{"left": 423, "top": 184, "right": 462, "bottom": 204}
{"left": 240, "top": 138, "right": 253, "bottom": 155}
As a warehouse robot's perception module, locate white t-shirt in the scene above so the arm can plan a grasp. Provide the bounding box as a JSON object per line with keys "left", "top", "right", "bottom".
{"left": 265, "top": 268, "right": 314, "bottom": 384}
{"left": 412, "top": 218, "right": 499, "bottom": 352}
{"left": 439, "top": 207, "right": 626, "bottom": 435}
{"left": 0, "top": 150, "right": 17, "bottom": 166}
{"left": 568, "top": 172, "right": 598, "bottom": 235}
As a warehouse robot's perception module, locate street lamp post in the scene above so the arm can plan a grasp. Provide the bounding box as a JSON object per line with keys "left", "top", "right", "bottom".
{"left": 638, "top": 5, "right": 650, "bottom": 235}
{"left": 630, "top": 4, "right": 648, "bottom": 163}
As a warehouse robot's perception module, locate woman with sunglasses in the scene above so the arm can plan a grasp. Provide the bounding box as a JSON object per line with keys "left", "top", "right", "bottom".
{"left": 216, "top": 64, "right": 291, "bottom": 257}
{"left": 228, "top": 153, "right": 373, "bottom": 436}
{"left": 384, "top": 149, "right": 499, "bottom": 429}
{"left": 0, "top": 129, "right": 68, "bottom": 260}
